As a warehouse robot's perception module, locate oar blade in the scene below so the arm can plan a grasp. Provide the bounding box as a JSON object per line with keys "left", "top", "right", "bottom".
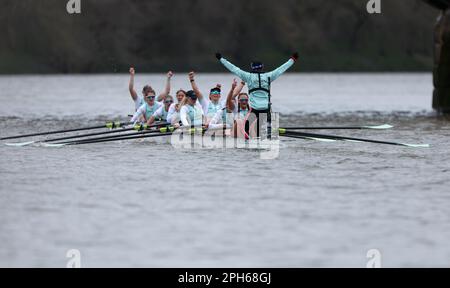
{"left": 41, "top": 143, "right": 67, "bottom": 148}
{"left": 280, "top": 123, "right": 393, "bottom": 130}
{"left": 306, "top": 137, "right": 336, "bottom": 142}
{"left": 4, "top": 141, "right": 36, "bottom": 147}
{"left": 400, "top": 143, "right": 430, "bottom": 148}
{"left": 363, "top": 124, "right": 393, "bottom": 130}
{"left": 343, "top": 139, "right": 364, "bottom": 143}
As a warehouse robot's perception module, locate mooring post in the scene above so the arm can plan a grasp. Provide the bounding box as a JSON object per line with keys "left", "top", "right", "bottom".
{"left": 424, "top": 0, "right": 450, "bottom": 113}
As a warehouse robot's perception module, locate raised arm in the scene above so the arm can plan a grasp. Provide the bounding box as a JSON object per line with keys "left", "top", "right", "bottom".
{"left": 157, "top": 71, "right": 173, "bottom": 101}
{"left": 233, "top": 80, "right": 245, "bottom": 97}
{"left": 267, "top": 52, "right": 299, "bottom": 81}
{"left": 188, "top": 72, "right": 204, "bottom": 100}
{"left": 226, "top": 80, "right": 245, "bottom": 112}
{"left": 226, "top": 79, "right": 239, "bottom": 112}
{"left": 216, "top": 53, "right": 251, "bottom": 83}
{"left": 129, "top": 67, "right": 138, "bottom": 101}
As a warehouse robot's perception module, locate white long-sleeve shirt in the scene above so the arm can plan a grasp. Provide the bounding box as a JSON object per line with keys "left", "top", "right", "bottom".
{"left": 166, "top": 103, "right": 179, "bottom": 124}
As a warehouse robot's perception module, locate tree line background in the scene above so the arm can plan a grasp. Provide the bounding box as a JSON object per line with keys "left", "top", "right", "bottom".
{"left": 0, "top": 0, "right": 440, "bottom": 73}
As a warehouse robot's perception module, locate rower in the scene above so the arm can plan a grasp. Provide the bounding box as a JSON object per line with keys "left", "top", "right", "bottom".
{"left": 146, "top": 95, "right": 174, "bottom": 125}
{"left": 208, "top": 79, "right": 243, "bottom": 131}
{"left": 235, "top": 93, "right": 250, "bottom": 118}
{"left": 130, "top": 88, "right": 163, "bottom": 125}
{"left": 128, "top": 67, "right": 173, "bottom": 112}
{"left": 179, "top": 90, "right": 205, "bottom": 127}
{"left": 222, "top": 80, "right": 254, "bottom": 138}
{"left": 215, "top": 52, "right": 298, "bottom": 137}
{"left": 188, "top": 71, "right": 223, "bottom": 121}
{"left": 226, "top": 81, "right": 250, "bottom": 120}
{"left": 208, "top": 79, "right": 254, "bottom": 138}
{"left": 232, "top": 92, "right": 254, "bottom": 138}
{"left": 167, "top": 89, "right": 187, "bottom": 125}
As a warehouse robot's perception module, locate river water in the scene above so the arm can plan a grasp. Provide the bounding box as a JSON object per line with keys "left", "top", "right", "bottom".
{"left": 0, "top": 73, "right": 449, "bottom": 267}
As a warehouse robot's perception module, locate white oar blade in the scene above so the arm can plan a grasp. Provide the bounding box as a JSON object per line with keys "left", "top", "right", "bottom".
{"left": 344, "top": 139, "right": 364, "bottom": 143}
{"left": 41, "top": 143, "right": 66, "bottom": 148}
{"left": 401, "top": 143, "right": 430, "bottom": 148}
{"left": 4, "top": 141, "right": 36, "bottom": 147}
{"left": 305, "top": 137, "right": 336, "bottom": 142}
{"left": 363, "top": 124, "right": 393, "bottom": 130}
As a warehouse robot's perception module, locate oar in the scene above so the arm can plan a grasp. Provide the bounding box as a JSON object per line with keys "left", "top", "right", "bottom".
{"left": 47, "top": 131, "right": 174, "bottom": 147}
{"left": 279, "top": 130, "right": 429, "bottom": 148}
{"left": 43, "top": 122, "right": 170, "bottom": 143}
{"left": 4, "top": 122, "right": 170, "bottom": 147}
{"left": 43, "top": 127, "right": 136, "bottom": 143}
{"left": 5, "top": 127, "right": 136, "bottom": 147}
{"left": 52, "top": 126, "right": 176, "bottom": 145}
{"left": 0, "top": 121, "right": 130, "bottom": 141}
{"left": 44, "top": 126, "right": 207, "bottom": 147}
{"left": 279, "top": 124, "right": 393, "bottom": 130}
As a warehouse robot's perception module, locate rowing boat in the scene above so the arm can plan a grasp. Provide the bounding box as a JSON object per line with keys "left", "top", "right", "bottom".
{"left": 1, "top": 122, "right": 430, "bottom": 149}
{"left": 39, "top": 129, "right": 283, "bottom": 152}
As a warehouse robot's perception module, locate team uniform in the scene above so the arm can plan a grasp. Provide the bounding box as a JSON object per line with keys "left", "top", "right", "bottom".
{"left": 220, "top": 58, "right": 294, "bottom": 110}
{"left": 208, "top": 102, "right": 251, "bottom": 130}
{"left": 200, "top": 97, "right": 223, "bottom": 120}
{"left": 219, "top": 57, "right": 294, "bottom": 136}
{"left": 179, "top": 102, "right": 204, "bottom": 127}
{"left": 131, "top": 102, "right": 162, "bottom": 124}
{"left": 152, "top": 105, "right": 169, "bottom": 122}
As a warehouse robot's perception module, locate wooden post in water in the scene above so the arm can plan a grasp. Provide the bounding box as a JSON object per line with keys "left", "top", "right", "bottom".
{"left": 424, "top": 0, "right": 450, "bottom": 113}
